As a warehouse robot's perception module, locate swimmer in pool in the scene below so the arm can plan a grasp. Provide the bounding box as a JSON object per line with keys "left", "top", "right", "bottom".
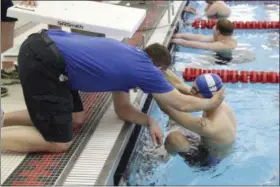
{"left": 204, "top": 0, "right": 231, "bottom": 19}
{"left": 157, "top": 73, "right": 236, "bottom": 167}
{"left": 184, "top": 0, "right": 231, "bottom": 19}
{"left": 186, "top": 48, "right": 256, "bottom": 67}
{"left": 171, "top": 18, "right": 237, "bottom": 65}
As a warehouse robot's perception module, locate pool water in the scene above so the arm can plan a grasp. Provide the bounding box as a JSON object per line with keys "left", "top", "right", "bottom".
{"left": 125, "top": 84, "right": 279, "bottom": 186}
{"left": 176, "top": 1, "right": 280, "bottom": 74}
{"left": 123, "top": 1, "right": 279, "bottom": 186}
{"left": 173, "top": 29, "right": 279, "bottom": 72}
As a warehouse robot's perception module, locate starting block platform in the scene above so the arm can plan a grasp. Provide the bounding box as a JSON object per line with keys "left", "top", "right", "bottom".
{"left": 3, "top": 1, "right": 146, "bottom": 62}
{"left": 7, "top": 1, "right": 146, "bottom": 38}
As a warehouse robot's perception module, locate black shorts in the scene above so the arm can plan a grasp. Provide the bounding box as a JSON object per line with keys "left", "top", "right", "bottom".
{"left": 1, "top": 0, "right": 18, "bottom": 22}
{"left": 214, "top": 53, "right": 233, "bottom": 65}
{"left": 18, "top": 30, "right": 83, "bottom": 143}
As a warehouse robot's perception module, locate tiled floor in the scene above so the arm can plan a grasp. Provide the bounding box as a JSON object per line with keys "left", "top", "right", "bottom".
{"left": 2, "top": 92, "right": 112, "bottom": 186}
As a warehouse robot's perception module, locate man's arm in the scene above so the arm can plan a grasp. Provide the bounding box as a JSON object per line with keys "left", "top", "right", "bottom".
{"left": 153, "top": 88, "right": 224, "bottom": 113}
{"left": 113, "top": 91, "right": 163, "bottom": 145}
{"left": 171, "top": 39, "right": 226, "bottom": 52}
{"left": 164, "top": 69, "right": 192, "bottom": 95}
{"left": 176, "top": 84, "right": 192, "bottom": 95}
{"left": 173, "top": 33, "right": 214, "bottom": 42}
{"left": 112, "top": 91, "right": 151, "bottom": 125}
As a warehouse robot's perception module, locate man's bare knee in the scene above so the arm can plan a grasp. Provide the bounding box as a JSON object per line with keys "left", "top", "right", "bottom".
{"left": 48, "top": 142, "right": 72, "bottom": 153}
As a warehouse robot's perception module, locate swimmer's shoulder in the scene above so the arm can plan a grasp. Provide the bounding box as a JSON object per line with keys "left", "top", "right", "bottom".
{"left": 208, "top": 103, "right": 233, "bottom": 121}
{"left": 203, "top": 102, "right": 235, "bottom": 126}
{"left": 223, "top": 39, "right": 237, "bottom": 50}
{"left": 216, "top": 1, "right": 230, "bottom": 9}
{"left": 220, "top": 102, "right": 236, "bottom": 126}
{"left": 216, "top": 39, "right": 237, "bottom": 52}
{"left": 215, "top": 1, "right": 224, "bottom": 6}
{"left": 232, "top": 39, "right": 238, "bottom": 49}
{"left": 220, "top": 102, "right": 233, "bottom": 115}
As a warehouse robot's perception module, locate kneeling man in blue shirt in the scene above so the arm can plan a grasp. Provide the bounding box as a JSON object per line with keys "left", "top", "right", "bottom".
{"left": 1, "top": 30, "right": 224, "bottom": 153}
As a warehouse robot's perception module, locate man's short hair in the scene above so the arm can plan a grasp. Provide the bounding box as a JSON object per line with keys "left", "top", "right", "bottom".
{"left": 143, "top": 43, "right": 172, "bottom": 69}
{"left": 216, "top": 18, "right": 234, "bottom": 36}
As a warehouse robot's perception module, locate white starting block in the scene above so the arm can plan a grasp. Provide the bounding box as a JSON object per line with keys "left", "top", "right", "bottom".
{"left": 7, "top": 1, "right": 146, "bottom": 38}
{"left": 3, "top": 1, "right": 146, "bottom": 62}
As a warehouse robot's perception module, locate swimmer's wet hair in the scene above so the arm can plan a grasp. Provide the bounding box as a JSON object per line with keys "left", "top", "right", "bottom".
{"left": 144, "top": 43, "right": 171, "bottom": 69}
{"left": 216, "top": 18, "right": 234, "bottom": 36}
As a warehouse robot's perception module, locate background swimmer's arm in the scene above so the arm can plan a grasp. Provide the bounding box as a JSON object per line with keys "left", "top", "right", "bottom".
{"left": 205, "top": 3, "right": 218, "bottom": 17}
{"left": 172, "top": 39, "right": 225, "bottom": 52}
{"left": 205, "top": 4, "right": 211, "bottom": 11}
{"left": 173, "top": 33, "right": 214, "bottom": 42}
{"left": 164, "top": 69, "right": 192, "bottom": 95}
{"left": 153, "top": 88, "right": 224, "bottom": 112}
{"left": 184, "top": 5, "right": 197, "bottom": 14}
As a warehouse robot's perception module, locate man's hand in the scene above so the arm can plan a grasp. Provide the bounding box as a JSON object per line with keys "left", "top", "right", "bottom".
{"left": 148, "top": 118, "right": 163, "bottom": 147}
{"left": 208, "top": 87, "right": 225, "bottom": 109}
{"left": 20, "top": 0, "right": 37, "bottom": 7}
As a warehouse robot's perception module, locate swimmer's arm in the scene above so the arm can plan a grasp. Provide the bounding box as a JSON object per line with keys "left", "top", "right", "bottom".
{"left": 183, "top": 117, "right": 214, "bottom": 137}
{"left": 173, "top": 33, "right": 214, "bottom": 42}
{"left": 156, "top": 100, "right": 214, "bottom": 136}
{"left": 164, "top": 69, "right": 192, "bottom": 95}
{"left": 153, "top": 88, "right": 224, "bottom": 112}
{"left": 172, "top": 39, "right": 225, "bottom": 52}
{"left": 172, "top": 114, "right": 214, "bottom": 137}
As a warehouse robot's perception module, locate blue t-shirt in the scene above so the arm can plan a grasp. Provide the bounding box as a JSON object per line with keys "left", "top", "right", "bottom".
{"left": 46, "top": 30, "right": 174, "bottom": 94}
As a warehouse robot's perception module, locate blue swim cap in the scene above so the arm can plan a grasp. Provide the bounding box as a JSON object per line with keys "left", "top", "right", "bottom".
{"left": 195, "top": 73, "right": 223, "bottom": 98}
